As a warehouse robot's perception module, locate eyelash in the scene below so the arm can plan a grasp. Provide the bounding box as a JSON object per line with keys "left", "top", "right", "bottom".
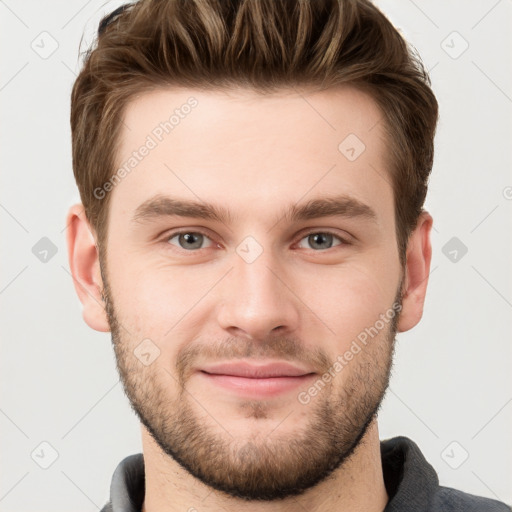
{"left": 162, "top": 229, "right": 350, "bottom": 253}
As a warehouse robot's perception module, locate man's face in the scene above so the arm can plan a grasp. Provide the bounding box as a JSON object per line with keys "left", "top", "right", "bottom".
{"left": 101, "top": 86, "right": 404, "bottom": 500}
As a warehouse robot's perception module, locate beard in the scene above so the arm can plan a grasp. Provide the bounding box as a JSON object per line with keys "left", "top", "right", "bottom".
{"left": 101, "top": 261, "right": 401, "bottom": 501}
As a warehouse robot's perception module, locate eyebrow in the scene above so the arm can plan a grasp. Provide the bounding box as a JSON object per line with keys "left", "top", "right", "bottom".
{"left": 132, "top": 194, "right": 377, "bottom": 226}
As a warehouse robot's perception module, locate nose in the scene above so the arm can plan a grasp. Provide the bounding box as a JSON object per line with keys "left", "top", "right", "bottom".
{"left": 216, "top": 245, "right": 300, "bottom": 341}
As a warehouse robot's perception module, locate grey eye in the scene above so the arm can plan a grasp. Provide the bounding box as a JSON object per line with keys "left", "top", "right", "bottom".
{"left": 168, "top": 232, "right": 212, "bottom": 250}
{"left": 297, "top": 232, "right": 342, "bottom": 251}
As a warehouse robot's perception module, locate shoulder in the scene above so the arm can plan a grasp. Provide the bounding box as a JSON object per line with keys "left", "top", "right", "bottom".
{"left": 433, "top": 486, "right": 511, "bottom": 512}
{"left": 380, "top": 436, "right": 511, "bottom": 512}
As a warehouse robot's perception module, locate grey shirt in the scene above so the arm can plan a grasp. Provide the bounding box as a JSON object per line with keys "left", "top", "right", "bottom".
{"left": 100, "top": 436, "right": 511, "bottom": 512}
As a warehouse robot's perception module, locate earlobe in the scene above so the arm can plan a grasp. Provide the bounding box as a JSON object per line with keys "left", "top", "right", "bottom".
{"left": 397, "top": 211, "right": 433, "bottom": 333}
{"left": 66, "top": 204, "right": 110, "bottom": 332}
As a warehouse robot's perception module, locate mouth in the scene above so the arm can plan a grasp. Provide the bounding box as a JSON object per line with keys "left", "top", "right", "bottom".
{"left": 197, "top": 360, "right": 317, "bottom": 398}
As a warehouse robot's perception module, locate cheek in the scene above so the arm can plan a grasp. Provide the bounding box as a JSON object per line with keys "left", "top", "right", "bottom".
{"left": 107, "top": 262, "right": 214, "bottom": 351}
{"left": 296, "top": 258, "right": 400, "bottom": 348}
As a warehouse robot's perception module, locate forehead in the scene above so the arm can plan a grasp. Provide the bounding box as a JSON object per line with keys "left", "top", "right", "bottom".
{"left": 119, "top": 85, "right": 384, "bottom": 153}
{"left": 111, "top": 85, "right": 392, "bottom": 225}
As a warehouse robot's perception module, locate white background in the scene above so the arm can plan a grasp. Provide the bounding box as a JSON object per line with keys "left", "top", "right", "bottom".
{"left": 1, "top": 0, "right": 511, "bottom": 510}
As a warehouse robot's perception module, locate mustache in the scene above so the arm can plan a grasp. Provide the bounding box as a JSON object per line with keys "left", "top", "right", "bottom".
{"left": 175, "top": 335, "right": 332, "bottom": 385}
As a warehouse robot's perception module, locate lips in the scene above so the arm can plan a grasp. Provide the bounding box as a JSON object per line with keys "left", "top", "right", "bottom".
{"left": 197, "top": 360, "right": 316, "bottom": 398}
{"left": 200, "top": 361, "right": 314, "bottom": 378}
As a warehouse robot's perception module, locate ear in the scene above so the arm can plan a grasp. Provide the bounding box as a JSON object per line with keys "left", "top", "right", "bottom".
{"left": 66, "top": 204, "right": 110, "bottom": 332}
{"left": 397, "top": 211, "right": 433, "bottom": 333}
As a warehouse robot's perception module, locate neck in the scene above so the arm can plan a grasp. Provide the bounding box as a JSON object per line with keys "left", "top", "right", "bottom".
{"left": 141, "top": 418, "right": 388, "bottom": 512}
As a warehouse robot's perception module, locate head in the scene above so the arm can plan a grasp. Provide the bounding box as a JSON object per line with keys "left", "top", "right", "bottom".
{"left": 67, "top": 0, "right": 437, "bottom": 502}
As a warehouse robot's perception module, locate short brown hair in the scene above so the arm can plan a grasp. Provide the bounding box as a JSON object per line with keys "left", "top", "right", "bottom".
{"left": 70, "top": 0, "right": 438, "bottom": 266}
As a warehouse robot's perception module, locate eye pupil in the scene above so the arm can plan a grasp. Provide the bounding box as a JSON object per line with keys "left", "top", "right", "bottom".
{"left": 309, "top": 233, "right": 333, "bottom": 250}
{"left": 179, "top": 232, "right": 203, "bottom": 250}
